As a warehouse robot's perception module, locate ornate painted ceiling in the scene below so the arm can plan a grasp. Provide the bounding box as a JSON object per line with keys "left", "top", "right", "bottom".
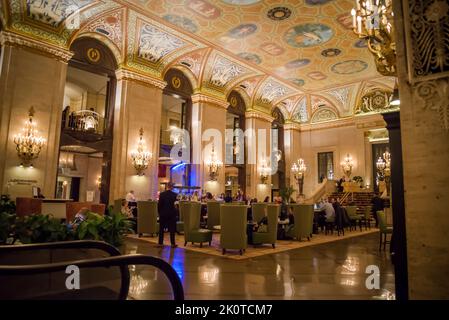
{"left": 0, "top": 0, "right": 397, "bottom": 125}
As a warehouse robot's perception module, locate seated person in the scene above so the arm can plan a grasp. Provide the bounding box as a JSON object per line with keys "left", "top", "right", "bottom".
{"left": 121, "top": 199, "right": 133, "bottom": 218}
{"left": 247, "top": 208, "right": 269, "bottom": 244}
{"left": 69, "top": 207, "right": 90, "bottom": 231}
{"left": 278, "top": 206, "right": 295, "bottom": 240}
{"left": 317, "top": 199, "right": 335, "bottom": 230}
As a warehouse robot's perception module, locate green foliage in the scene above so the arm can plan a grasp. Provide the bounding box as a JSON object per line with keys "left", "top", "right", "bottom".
{"left": 14, "top": 214, "right": 71, "bottom": 244}
{"left": 75, "top": 212, "right": 134, "bottom": 247}
{"left": 0, "top": 195, "right": 16, "bottom": 215}
{"left": 353, "top": 176, "right": 364, "bottom": 183}
{"left": 279, "top": 186, "right": 296, "bottom": 204}
{"left": 0, "top": 212, "right": 16, "bottom": 244}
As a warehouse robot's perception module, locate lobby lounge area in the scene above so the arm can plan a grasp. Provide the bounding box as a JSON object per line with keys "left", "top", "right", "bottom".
{"left": 1, "top": 0, "right": 449, "bottom": 303}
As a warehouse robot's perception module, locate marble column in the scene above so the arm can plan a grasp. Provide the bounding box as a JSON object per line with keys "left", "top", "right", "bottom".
{"left": 245, "top": 111, "right": 273, "bottom": 202}
{"left": 190, "top": 94, "right": 228, "bottom": 196}
{"left": 394, "top": 0, "right": 449, "bottom": 299}
{"left": 0, "top": 31, "right": 72, "bottom": 199}
{"left": 284, "top": 121, "right": 301, "bottom": 198}
{"left": 109, "top": 69, "right": 166, "bottom": 203}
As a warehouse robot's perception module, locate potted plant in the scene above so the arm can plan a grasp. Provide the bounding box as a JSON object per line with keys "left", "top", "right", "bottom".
{"left": 353, "top": 176, "right": 364, "bottom": 188}
{"left": 0, "top": 212, "right": 16, "bottom": 244}
{"left": 279, "top": 186, "right": 296, "bottom": 204}
{"left": 13, "top": 214, "right": 71, "bottom": 244}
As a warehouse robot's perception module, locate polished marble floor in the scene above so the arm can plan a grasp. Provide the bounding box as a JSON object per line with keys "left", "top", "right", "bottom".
{"left": 124, "top": 232, "right": 395, "bottom": 300}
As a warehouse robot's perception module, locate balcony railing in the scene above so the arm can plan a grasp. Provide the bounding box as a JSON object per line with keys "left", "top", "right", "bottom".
{"left": 62, "top": 110, "right": 105, "bottom": 135}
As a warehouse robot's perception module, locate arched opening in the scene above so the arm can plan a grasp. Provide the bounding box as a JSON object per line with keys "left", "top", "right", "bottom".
{"left": 56, "top": 37, "right": 117, "bottom": 205}
{"left": 159, "top": 69, "right": 194, "bottom": 195}
{"left": 271, "top": 107, "right": 286, "bottom": 200}
{"left": 225, "top": 90, "right": 246, "bottom": 198}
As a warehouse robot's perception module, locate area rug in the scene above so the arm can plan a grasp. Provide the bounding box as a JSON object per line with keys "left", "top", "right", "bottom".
{"left": 127, "top": 228, "right": 379, "bottom": 260}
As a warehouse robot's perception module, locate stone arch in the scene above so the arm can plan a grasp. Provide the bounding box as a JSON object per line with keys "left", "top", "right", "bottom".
{"left": 164, "top": 64, "right": 199, "bottom": 92}
{"left": 70, "top": 32, "right": 123, "bottom": 65}
{"left": 164, "top": 68, "right": 194, "bottom": 97}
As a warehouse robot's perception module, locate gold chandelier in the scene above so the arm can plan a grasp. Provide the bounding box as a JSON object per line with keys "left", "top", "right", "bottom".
{"left": 291, "top": 158, "right": 306, "bottom": 195}
{"left": 206, "top": 144, "right": 222, "bottom": 181}
{"left": 131, "top": 128, "right": 152, "bottom": 176}
{"left": 13, "top": 107, "right": 46, "bottom": 167}
{"left": 351, "top": 0, "right": 397, "bottom": 76}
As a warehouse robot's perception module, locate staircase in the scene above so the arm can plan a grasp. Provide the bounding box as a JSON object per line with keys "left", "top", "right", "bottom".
{"left": 328, "top": 191, "right": 389, "bottom": 215}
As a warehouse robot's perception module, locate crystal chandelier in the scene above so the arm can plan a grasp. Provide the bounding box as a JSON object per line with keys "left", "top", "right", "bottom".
{"left": 351, "top": 0, "right": 397, "bottom": 76}
{"left": 341, "top": 154, "right": 354, "bottom": 179}
{"left": 376, "top": 150, "right": 391, "bottom": 195}
{"left": 291, "top": 158, "right": 306, "bottom": 195}
{"left": 206, "top": 144, "right": 222, "bottom": 181}
{"left": 13, "top": 107, "right": 46, "bottom": 167}
{"left": 131, "top": 128, "right": 152, "bottom": 176}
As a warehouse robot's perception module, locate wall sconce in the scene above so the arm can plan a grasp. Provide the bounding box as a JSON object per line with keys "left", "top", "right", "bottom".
{"left": 205, "top": 144, "right": 222, "bottom": 181}
{"left": 13, "top": 106, "right": 46, "bottom": 167}
{"left": 96, "top": 175, "right": 102, "bottom": 190}
{"left": 131, "top": 128, "right": 152, "bottom": 176}
{"left": 291, "top": 158, "right": 306, "bottom": 195}
{"left": 341, "top": 153, "right": 354, "bottom": 179}
{"left": 259, "top": 156, "right": 271, "bottom": 184}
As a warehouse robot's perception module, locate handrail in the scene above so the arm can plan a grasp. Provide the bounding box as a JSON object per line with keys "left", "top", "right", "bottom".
{"left": 0, "top": 241, "right": 184, "bottom": 300}
{"left": 0, "top": 240, "right": 128, "bottom": 299}
{"left": 305, "top": 178, "right": 328, "bottom": 204}
{"left": 0, "top": 254, "right": 184, "bottom": 300}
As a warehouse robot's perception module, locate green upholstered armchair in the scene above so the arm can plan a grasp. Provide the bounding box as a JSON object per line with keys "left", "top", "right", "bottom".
{"left": 220, "top": 204, "right": 247, "bottom": 255}
{"left": 346, "top": 206, "right": 363, "bottom": 231}
{"left": 206, "top": 201, "right": 221, "bottom": 230}
{"left": 251, "top": 203, "right": 267, "bottom": 223}
{"left": 183, "top": 202, "right": 213, "bottom": 247}
{"left": 286, "top": 204, "right": 314, "bottom": 241}
{"left": 252, "top": 204, "right": 279, "bottom": 248}
{"left": 176, "top": 201, "right": 189, "bottom": 233}
{"left": 113, "top": 199, "right": 124, "bottom": 215}
{"left": 377, "top": 210, "right": 393, "bottom": 251}
{"left": 137, "top": 201, "right": 159, "bottom": 237}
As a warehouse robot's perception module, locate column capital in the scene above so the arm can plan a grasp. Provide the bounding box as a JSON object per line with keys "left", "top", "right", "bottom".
{"left": 0, "top": 31, "right": 73, "bottom": 63}
{"left": 284, "top": 121, "right": 301, "bottom": 131}
{"left": 191, "top": 93, "right": 229, "bottom": 109}
{"left": 115, "top": 68, "right": 167, "bottom": 90}
{"left": 245, "top": 110, "right": 274, "bottom": 123}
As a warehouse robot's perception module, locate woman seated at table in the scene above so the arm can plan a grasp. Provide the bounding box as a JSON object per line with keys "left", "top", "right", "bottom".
{"left": 247, "top": 207, "right": 269, "bottom": 244}
{"left": 278, "top": 206, "right": 295, "bottom": 240}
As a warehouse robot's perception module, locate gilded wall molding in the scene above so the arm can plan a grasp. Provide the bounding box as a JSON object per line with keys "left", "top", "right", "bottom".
{"left": 0, "top": 31, "right": 73, "bottom": 62}
{"left": 115, "top": 68, "right": 167, "bottom": 90}
{"left": 284, "top": 122, "right": 301, "bottom": 132}
{"left": 245, "top": 110, "right": 274, "bottom": 123}
{"left": 191, "top": 93, "right": 229, "bottom": 109}
{"left": 414, "top": 78, "right": 449, "bottom": 131}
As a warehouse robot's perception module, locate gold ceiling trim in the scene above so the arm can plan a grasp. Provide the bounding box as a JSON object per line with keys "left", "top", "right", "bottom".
{"left": 115, "top": 68, "right": 167, "bottom": 90}
{"left": 0, "top": 30, "right": 73, "bottom": 63}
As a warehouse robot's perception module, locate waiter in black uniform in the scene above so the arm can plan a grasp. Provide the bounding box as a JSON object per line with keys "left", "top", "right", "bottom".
{"left": 158, "top": 182, "right": 178, "bottom": 248}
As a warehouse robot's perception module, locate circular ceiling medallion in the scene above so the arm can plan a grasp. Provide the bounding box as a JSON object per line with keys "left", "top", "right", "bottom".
{"left": 86, "top": 48, "right": 101, "bottom": 63}
{"left": 267, "top": 7, "right": 292, "bottom": 21}
{"left": 331, "top": 60, "right": 368, "bottom": 74}
{"left": 238, "top": 52, "right": 262, "bottom": 64}
{"left": 284, "top": 23, "right": 333, "bottom": 48}
{"left": 285, "top": 58, "right": 310, "bottom": 69}
{"left": 227, "top": 24, "right": 258, "bottom": 39}
{"left": 321, "top": 48, "right": 341, "bottom": 57}
{"left": 171, "top": 76, "right": 182, "bottom": 89}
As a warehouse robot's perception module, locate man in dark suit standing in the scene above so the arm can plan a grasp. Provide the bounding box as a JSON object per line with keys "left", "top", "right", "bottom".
{"left": 158, "top": 182, "right": 178, "bottom": 248}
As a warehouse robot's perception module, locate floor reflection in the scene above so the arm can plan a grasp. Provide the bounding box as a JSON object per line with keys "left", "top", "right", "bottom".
{"left": 124, "top": 233, "right": 395, "bottom": 300}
